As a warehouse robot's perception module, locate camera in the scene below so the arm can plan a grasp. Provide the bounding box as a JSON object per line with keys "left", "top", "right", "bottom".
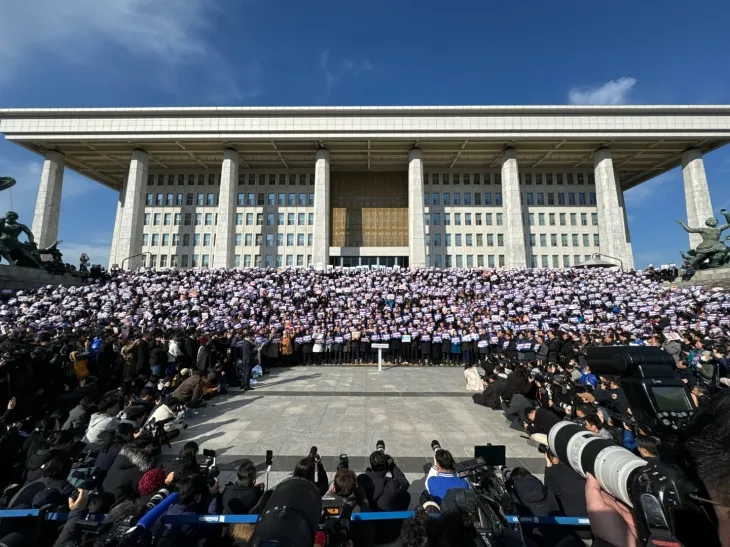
{"left": 144, "top": 488, "right": 171, "bottom": 512}
{"left": 548, "top": 346, "right": 715, "bottom": 547}
{"left": 431, "top": 439, "right": 441, "bottom": 452}
{"left": 67, "top": 467, "right": 103, "bottom": 492}
{"left": 376, "top": 439, "right": 385, "bottom": 453}
{"left": 337, "top": 454, "right": 349, "bottom": 470}
{"left": 198, "top": 448, "right": 219, "bottom": 484}
{"left": 309, "top": 445, "right": 320, "bottom": 463}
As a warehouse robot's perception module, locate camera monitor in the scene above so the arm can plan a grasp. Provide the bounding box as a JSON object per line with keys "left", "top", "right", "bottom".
{"left": 650, "top": 386, "right": 693, "bottom": 413}
{"left": 474, "top": 445, "right": 506, "bottom": 467}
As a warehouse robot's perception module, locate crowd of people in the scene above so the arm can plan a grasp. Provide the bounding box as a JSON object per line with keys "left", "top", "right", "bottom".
{"left": 0, "top": 264, "right": 727, "bottom": 546}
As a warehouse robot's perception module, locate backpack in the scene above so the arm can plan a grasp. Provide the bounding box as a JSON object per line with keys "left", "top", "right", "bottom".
{"left": 280, "top": 333, "right": 293, "bottom": 356}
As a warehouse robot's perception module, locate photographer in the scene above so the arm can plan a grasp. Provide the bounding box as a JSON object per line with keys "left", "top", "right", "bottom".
{"left": 293, "top": 451, "right": 329, "bottom": 496}
{"left": 327, "top": 468, "right": 375, "bottom": 547}
{"left": 523, "top": 406, "right": 561, "bottom": 436}
{"left": 160, "top": 473, "right": 221, "bottom": 546}
{"left": 171, "top": 371, "right": 212, "bottom": 407}
{"left": 222, "top": 459, "right": 262, "bottom": 514}
{"left": 357, "top": 450, "right": 411, "bottom": 544}
{"left": 543, "top": 449, "right": 590, "bottom": 540}
{"left": 425, "top": 449, "right": 468, "bottom": 504}
{"left": 583, "top": 414, "right": 613, "bottom": 440}
{"left": 82, "top": 395, "right": 122, "bottom": 446}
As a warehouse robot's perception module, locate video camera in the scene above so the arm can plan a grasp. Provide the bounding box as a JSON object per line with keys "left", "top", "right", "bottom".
{"left": 549, "top": 346, "right": 717, "bottom": 547}
{"left": 431, "top": 441, "right": 521, "bottom": 547}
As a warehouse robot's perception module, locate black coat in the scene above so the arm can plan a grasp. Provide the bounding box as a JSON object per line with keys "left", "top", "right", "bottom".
{"left": 483, "top": 375, "right": 508, "bottom": 410}
{"left": 136, "top": 340, "right": 150, "bottom": 373}
{"left": 357, "top": 467, "right": 410, "bottom": 544}
{"left": 357, "top": 467, "right": 410, "bottom": 512}
{"left": 528, "top": 408, "right": 562, "bottom": 436}
{"left": 560, "top": 339, "right": 575, "bottom": 359}
{"left": 505, "top": 371, "right": 531, "bottom": 399}
{"left": 544, "top": 463, "right": 588, "bottom": 518}
{"left": 101, "top": 444, "right": 154, "bottom": 500}
{"left": 511, "top": 475, "right": 575, "bottom": 545}
{"left": 546, "top": 338, "right": 561, "bottom": 363}
{"left": 221, "top": 484, "right": 263, "bottom": 514}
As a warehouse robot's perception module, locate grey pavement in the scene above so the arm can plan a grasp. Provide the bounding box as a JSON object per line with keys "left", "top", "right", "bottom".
{"left": 163, "top": 366, "right": 545, "bottom": 497}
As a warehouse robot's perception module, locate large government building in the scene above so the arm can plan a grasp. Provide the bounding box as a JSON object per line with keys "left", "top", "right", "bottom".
{"left": 1, "top": 105, "right": 729, "bottom": 270}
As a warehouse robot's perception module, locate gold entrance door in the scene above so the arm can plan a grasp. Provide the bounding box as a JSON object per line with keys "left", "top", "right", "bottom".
{"left": 330, "top": 172, "right": 408, "bottom": 248}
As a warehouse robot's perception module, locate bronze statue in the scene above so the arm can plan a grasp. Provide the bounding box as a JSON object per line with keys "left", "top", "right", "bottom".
{"left": 677, "top": 209, "right": 730, "bottom": 269}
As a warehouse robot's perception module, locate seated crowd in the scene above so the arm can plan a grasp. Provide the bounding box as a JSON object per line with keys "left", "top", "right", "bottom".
{"left": 0, "top": 265, "right": 726, "bottom": 547}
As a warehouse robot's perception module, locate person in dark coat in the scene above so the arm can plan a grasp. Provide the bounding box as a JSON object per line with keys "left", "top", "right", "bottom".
{"left": 473, "top": 370, "right": 508, "bottom": 410}
{"left": 357, "top": 451, "right": 410, "bottom": 544}
{"left": 546, "top": 331, "right": 561, "bottom": 364}
{"left": 544, "top": 450, "right": 589, "bottom": 540}
{"left": 525, "top": 406, "right": 562, "bottom": 436}
{"left": 221, "top": 459, "right": 262, "bottom": 514}
{"left": 420, "top": 334, "right": 431, "bottom": 365}
{"left": 149, "top": 338, "right": 167, "bottom": 377}
{"left": 9, "top": 455, "right": 71, "bottom": 508}
{"left": 508, "top": 468, "right": 576, "bottom": 546}
{"left": 196, "top": 341, "right": 215, "bottom": 372}
{"left": 101, "top": 443, "right": 155, "bottom": 501}
{"left": 234, "top": 336, "right": 255, "bottom": 390}
{"left": 505, "top": 369, "right": 532, "bottom": 399}
{"left": 560, "top": 332, "right": 575, "bottom": 362}
{"left": 136, "top": 335, "right": 151, "bottom": 376}
{"left": 172, "top": 373, "right": 211, "bottom": 406}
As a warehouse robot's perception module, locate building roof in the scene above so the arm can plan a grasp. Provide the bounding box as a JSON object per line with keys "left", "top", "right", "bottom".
{"left": 2, "top": 104, "right": 729, "bottom": 191}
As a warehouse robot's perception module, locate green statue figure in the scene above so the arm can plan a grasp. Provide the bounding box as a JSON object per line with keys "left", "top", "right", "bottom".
{"left": 677, "top": 209, "right": 730, "bottom": 269}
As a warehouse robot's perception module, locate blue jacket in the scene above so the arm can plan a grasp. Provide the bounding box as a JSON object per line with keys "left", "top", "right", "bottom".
{"left": 426, "top": 467, "right": 469, "bottom": 504}
{"left": 580, "top": 372, "right": 597, "bottom": 387}
{"left": 622, "top": 430, "right": 637, "bottom": 452}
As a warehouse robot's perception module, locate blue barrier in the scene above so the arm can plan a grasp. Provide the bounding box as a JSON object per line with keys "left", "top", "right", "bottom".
{"left": 0, "top": 509, "right": 589, "bottom": 527}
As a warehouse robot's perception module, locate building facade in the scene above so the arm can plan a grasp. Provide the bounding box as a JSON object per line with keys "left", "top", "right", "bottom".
{"left": 1, "top": 105, "right": 729, "bottom": 270}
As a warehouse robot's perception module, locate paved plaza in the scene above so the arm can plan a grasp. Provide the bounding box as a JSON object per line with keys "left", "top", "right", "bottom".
{"left": 164, "top": 366, "right": 543, "bottom": 501}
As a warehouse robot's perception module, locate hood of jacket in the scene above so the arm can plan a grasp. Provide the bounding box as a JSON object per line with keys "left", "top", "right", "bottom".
{"left": 118, "top": 444, "right": 154, "bottom": 472}
{"left": 513, "top": 475, "right": 551, "bottom": 505}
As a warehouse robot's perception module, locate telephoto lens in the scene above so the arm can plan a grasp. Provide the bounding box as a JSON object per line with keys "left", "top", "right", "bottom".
{"left": 338, "top": 454, "right": 349, "bottom": 470}
{"left": 548, "top": 421, "right": 646, "bottom": 507}
{"left": 309, "top": 446, "right": 320, "bottom": 463}
{"left": 431, "top": 440, "right": 441, "bottom": 452}
{"left": 145, "top": 488, "right": 170, "bottom": 511}
{"left": 376, "top": 440, "right": 385, "bottom": 453}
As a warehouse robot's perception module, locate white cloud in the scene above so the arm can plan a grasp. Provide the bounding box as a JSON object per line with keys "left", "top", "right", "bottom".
{"left": 319, "top": 50, "right": 377, "bottom": 101}
{"left": 568, "top": 77, "right": 637, "bottom": 105}
{"left": 0, "top": 0, "right": 249, "bottom": 100}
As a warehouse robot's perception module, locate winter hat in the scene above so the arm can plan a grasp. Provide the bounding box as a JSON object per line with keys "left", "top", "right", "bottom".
{"left": 138, "top": 468, "right": 167, "bottom": 496}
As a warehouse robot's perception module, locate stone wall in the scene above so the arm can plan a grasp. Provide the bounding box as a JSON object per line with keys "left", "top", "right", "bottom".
{"left": 0, "top": 264, "right": 82, "bottom": 292}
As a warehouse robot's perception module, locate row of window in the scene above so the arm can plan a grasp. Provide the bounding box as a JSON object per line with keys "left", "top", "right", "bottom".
{"left": 144, "top": 192, "right": 315, "bottom": 208}
{"left": 424, "top": 211, "right": 599, "bottom": 227}
{"left": 142, "top": 232, "right": 314, "bottom": 248}
{"left": 425, "top": 254, "right": 596, "bottom": 268}
{"left": 423, "top": 172, "right": 595, "bottom": 186}
{"left": 429, "top": 255, "right": 506, "bottom": 268}
{"left": 528, "top": 212, "right": 599, "bottom": 227}
{"left": 144, "top": 254, "right": 313, "bottom": 269}
{"left": 146, "top": 173, "right": 316, "bottom": 187}
{"left": 529, "top": 233, "right": 600, "bottom": 247}
{"left": 423, "top": 232, "right": 599, "bottom": 248}
{"left": 143, "top": 211, "right": 315, "bottom": 227}
{"left": 422, "top": 191, "right": 596, "bottom": 207}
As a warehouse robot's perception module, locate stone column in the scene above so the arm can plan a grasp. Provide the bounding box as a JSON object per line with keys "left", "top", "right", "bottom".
{"left": 408, "top": 148, "right": 427, "bottom": 268}
{"left": 108, "top": 190, "right": 126, "bottom": 268}
{"left": 312, "top": 149, "right": 331, "bottom": 268}
{"left": 615, "top": 185, "right": 635, "bottom": 270}
{"left": 31, "top": 151, "right": 65, "bottom": 249}
{"left": 594, "top": 148, "right": 629, "bottom": 268}
{"left": 681, "top": 149, "right": 714, "bottom": 249}
{"left": 500, "top": 148, "right": 527, "bottom": 268}
{"left": 115, "top": 150, "right": 148, "bottom": 270}
{"left": 213, "top": 150, "right": 239, "bottom": 268}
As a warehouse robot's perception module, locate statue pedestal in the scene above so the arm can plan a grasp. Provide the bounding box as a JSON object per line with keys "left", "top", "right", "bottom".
{"left": 0, "top": 264, "right": 83, "bottom": 292}
{"left": 674, "top": 267, "right": 730, "bottom": 288}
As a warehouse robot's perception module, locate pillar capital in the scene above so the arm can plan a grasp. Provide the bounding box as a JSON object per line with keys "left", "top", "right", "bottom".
{"left": 315, "top": 148, "right": 330, "bottom": 161}
{"left": 594, "top": 147, "right": 612, "bottom": 164}
{"left": 408, "top": 147, "right": 423, "bottom": 162}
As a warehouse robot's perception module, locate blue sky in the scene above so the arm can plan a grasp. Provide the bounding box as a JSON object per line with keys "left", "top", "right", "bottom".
{"left": 1, "top": 0, "right": 730, "bottom": 267}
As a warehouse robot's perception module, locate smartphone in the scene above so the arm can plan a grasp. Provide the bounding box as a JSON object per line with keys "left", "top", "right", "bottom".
{"left": 265, "top": 450, "right": 273, "bottom": 466}
{"left": 474, "top": 445, "right": 506, "bottom": 467}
